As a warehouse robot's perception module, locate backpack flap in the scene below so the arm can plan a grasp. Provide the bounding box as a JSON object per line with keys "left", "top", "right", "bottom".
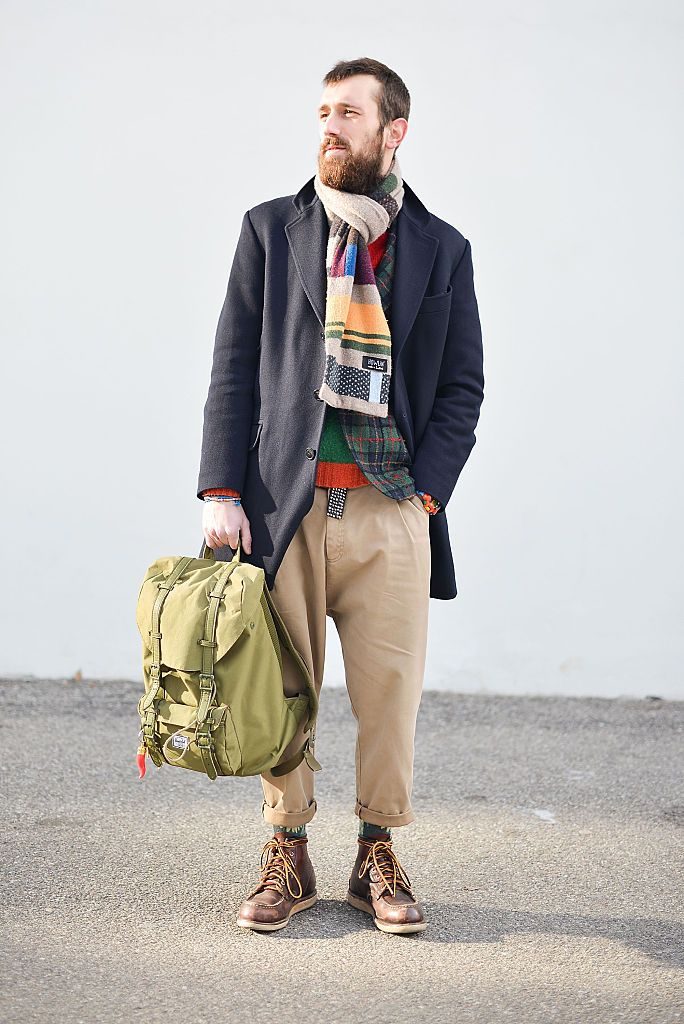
{"left": 136, "top": 556, "right": 265, "bottom": 671}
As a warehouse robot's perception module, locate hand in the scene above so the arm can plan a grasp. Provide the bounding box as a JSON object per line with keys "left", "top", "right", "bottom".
{"left": 202, "top": 500, "right": 252, "bottom": 555}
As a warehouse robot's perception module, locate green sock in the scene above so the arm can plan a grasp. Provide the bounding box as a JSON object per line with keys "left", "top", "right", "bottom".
{"left": 273, "top": 823, "right": 307, "bottom": 838}
{"left": 359, "top": 820, "right": 392, "bottom": 841}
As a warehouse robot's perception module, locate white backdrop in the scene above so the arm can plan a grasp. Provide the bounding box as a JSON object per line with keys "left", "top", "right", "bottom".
{"left": 1, "top": 0, "right": 682, "bottom": 698}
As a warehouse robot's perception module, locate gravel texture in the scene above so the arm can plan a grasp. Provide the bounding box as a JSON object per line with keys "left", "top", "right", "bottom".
{"left": 1, "top": 677, "right": 682, "bottom": 1023}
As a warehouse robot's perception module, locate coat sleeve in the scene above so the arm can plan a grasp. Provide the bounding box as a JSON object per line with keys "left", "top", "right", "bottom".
{"left": 196, "top": 210, "right": 264, "bottom": 500}
{"left": 410, "top": 239, "right": 484, "bottom": 509}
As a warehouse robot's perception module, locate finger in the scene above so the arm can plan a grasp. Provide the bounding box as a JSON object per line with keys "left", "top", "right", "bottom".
{"left": 218, "top": 529, "right": 240, "bottom": 549}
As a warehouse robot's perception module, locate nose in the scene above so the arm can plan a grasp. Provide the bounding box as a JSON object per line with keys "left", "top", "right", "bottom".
{"left": 321, "top": 110, "right": 343, "bottom": 139}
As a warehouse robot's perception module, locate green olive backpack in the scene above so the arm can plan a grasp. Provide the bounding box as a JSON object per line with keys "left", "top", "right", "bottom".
{"left": 135, "top": 537, "right": 322, "bottom": 781}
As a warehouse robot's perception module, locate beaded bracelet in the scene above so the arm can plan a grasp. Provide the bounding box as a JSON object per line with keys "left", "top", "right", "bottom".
{"left": 416, "top": 490, "right": 442, "bottom": 515}
{"left": 203, "top": 495, "right": 242, "bottom": 504}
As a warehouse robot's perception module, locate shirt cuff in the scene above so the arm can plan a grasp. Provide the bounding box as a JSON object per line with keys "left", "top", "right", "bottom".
{"left": 201, "top": 488, "right": 241, "bottom": 499}
{"left": 415, "top": 490, "right": 442, "bottom": 514}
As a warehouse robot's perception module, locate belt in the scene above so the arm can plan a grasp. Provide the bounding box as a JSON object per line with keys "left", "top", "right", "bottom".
{"left": 326, "top": 486, "right": 348, "bottom": 519}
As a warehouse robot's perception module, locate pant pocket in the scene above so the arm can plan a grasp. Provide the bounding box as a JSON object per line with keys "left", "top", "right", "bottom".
{"left": 408, "top": 493, "right": 429, "bottom": 517}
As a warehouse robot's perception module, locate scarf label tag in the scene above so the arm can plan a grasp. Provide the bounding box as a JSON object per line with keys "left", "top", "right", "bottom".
{"left": 362, "top": 355, "right": 388, "bottom": 373}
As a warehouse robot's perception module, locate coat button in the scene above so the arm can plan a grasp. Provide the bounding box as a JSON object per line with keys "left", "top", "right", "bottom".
{"left": 305, "top": 447, "right": 316, "bottom": 459}
{"left": 320, "top": 331, "right": 325, "bottom": 340}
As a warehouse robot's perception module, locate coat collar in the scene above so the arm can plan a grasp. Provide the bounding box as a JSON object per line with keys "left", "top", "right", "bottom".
{"left": 285, "top": 175, "right": 439, "bottom": 360}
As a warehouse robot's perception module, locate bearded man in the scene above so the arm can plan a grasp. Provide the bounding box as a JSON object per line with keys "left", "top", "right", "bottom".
{"left": 197, "top": 56, "right": 485, "bottom": 934}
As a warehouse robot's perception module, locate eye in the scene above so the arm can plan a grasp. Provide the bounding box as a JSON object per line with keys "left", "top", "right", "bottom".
{"left": 319, "top": 109, "right": 356, "bottom": 117}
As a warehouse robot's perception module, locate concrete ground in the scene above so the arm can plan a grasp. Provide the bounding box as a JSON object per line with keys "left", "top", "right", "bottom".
{"left": 1, "top": 677, "right": 682, "bottom": 1024}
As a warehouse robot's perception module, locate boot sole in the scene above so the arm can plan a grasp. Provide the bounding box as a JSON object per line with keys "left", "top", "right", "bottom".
{"left": 236, "top": 891, "right": 318, "bottom": 931}
{"left": 346, "top": 890, "right": 428, "bottom": 934}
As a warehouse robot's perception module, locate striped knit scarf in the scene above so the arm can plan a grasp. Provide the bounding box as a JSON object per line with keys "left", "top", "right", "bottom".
{"left": 313, "top": 154, "right": 404, "bottom": 418}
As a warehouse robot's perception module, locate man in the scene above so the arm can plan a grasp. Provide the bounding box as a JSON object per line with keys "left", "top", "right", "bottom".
{"left": 197, "top": 57, "right": 484, "bottom": 934}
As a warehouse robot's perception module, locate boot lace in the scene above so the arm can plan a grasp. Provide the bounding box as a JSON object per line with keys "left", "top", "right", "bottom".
{"left": 358, "top": 839, "right": 416, "bottom": 899}
{"left": 251, "top": 837, "right": 304, "bottom": 899}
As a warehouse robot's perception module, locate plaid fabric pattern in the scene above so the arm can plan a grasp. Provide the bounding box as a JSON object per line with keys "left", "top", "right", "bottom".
{"left": 335, "top": 225, "right": 416, "bottom": 501}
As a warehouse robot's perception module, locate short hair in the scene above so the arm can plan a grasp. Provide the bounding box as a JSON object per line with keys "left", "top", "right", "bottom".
{"left": 322, "top": 57, "right": 410, "bottom": 128}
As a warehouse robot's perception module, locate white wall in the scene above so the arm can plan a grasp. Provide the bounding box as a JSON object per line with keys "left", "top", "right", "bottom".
{"left": 1, "top": 0, "right": 682, "bottom": 698}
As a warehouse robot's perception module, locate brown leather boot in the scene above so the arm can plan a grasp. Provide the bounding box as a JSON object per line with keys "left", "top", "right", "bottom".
{"left": 236, "top": 831, "right": 318, "bottom": 931}
{"left": 347, "top": 836, "right": 427, "bottom": 934}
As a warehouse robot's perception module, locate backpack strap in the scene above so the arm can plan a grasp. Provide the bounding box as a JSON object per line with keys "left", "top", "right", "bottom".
{"left": 269, "top": 734, "right": 321, "bottom": 777}
{"left": 138, "top": 556, "right": 195, "bottom": 766}
{"left": 262, "top": 584, "right": 323, "bottom": 775}
{"left": 193, "top": 561, "right": 237, "bottom": 779}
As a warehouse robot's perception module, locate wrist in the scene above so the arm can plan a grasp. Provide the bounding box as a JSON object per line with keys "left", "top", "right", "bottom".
{"left": 201, "top": 488, "right": 242, "bottom": 504}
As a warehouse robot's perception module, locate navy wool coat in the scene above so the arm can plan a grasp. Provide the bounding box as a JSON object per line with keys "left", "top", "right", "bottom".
{"left": 197, "top": 175, "right": 484, "bottom": 599}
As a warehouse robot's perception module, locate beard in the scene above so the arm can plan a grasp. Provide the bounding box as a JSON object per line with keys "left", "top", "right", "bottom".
{"left": 317, "top": 129, "right": 386, "bottom": 194}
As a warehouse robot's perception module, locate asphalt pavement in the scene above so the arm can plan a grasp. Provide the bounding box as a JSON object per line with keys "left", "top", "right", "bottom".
{"left": 1, "top": 677, "right": 682, "bottom": 1023}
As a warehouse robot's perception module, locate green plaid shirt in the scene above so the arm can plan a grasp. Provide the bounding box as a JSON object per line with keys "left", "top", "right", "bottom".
{"left": 334, "top": 227, "right": 416, "bottom": 501}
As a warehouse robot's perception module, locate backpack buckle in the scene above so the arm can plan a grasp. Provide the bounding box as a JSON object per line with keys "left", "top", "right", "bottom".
{"left": 195, "top": 730, "right": 214, "bottom": 751}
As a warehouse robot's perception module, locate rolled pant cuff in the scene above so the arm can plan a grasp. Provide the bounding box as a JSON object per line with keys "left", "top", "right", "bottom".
{"left": 261, "top": 798, "right": 317, "bottom": 828}
{"left": 355, "top": 801, "right": 415, "bottom": 827}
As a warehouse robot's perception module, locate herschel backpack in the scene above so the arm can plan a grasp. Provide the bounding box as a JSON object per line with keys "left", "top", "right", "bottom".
{"left": 135, "top": 538, "right": 322, "bottom": 781}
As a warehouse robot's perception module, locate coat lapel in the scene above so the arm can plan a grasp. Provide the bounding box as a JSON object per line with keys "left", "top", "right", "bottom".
{"left": 390, "top": 202, "right": 439, "bottom": 359}
{"left": 284, "top": 193, "right": 328, "bottom": 328}
{"left": 285, "top": 177, "right": 439, "bottom": 362}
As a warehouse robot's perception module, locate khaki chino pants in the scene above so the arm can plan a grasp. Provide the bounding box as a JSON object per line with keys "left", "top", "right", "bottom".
{"left": 260, "top": 482, "right": 431, "bottom": 829}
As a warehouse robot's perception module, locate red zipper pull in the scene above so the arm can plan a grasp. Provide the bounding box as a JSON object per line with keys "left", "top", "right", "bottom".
{"left": 137, "top": 742, "right": 147, "bottom": 778}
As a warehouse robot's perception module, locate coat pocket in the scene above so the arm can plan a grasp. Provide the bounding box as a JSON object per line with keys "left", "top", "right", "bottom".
{"left": 416, "top": 285, "right": 452, "bottom": 315}
{"left": 248, "top": 420, "right": 263, "bottom": 450}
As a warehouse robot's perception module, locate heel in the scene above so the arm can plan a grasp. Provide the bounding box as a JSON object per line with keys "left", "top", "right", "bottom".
{"left": 346, "top": 890, "right": 374, "bottom": 916}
